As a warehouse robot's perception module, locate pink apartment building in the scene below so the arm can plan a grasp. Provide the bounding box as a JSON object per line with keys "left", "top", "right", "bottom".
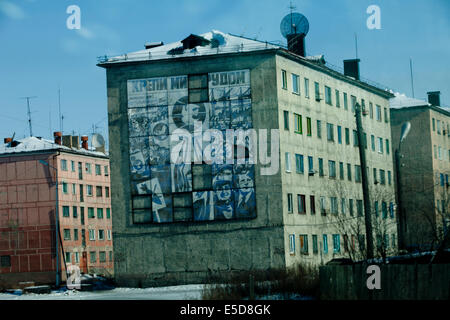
{"left": 0, "top": 133, "right": 113, "bottom": 288}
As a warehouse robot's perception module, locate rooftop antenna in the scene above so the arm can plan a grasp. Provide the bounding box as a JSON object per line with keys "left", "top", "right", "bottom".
{"left": 355, "top": 33, "right": 358, "bottom": 59}
{"left": 20, "top": 96, "right": 37, "bottom": 137}
{"left": 409, "top": 58, "right": 415, "bottom": 98}
{"left": 58, "top": 87, "right": 63, "bottom": 133}
{"left": 280, "top": 3, "right": 309, "bottom": 57}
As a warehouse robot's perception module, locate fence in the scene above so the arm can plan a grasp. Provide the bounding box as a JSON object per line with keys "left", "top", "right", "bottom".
{"left": 319, "top": 263, "right": 450, "bottom": 300}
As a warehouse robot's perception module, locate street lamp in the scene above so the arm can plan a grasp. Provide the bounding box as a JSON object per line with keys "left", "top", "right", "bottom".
{"left": 395, "top": 121, "right": 411, "bottom": 251}
{"left": 39, "top": 159, "right": 60, "bottom": 287}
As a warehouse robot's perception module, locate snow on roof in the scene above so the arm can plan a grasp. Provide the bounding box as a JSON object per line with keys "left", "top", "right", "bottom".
{"left": 100, "top": 30, "right": 281, "bottom": 64}
{"left": 389, "top": 92, "right": 430, "bottom": 109}
{"left": 0, "top": 136, "right": 108, "bottom": 157}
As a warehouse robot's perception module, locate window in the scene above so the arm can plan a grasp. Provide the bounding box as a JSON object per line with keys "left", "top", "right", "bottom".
{"left": 347, "top": 163, "right": 352, "bottom": 181}
{"left": 374, "top": 201, "right": 379, "bottom": 217}
{"left": 61, "top": 159, "right": 68, "bottom": 171}
{"left": 439, "top": 146, "right": 443, "bottom": 160}
{"left": 85, "top": 163, "right": 92, "bottom": 174}
{"left": 188, "top": 74, "right": 208, "bottom": 103}
{"left": 65, "top": 252, "right": 71, "bottom": 264}
{"left": 72, "top": 183, "right": 76, "bottom": 195}
{"left": 285, "top": 152, "right": 291, "bottom": 172}
{"left": 317, "top": 120, "right": 322, "bottom": 138}
{"left": 432, "top": 118, "right": 435, "bottom": 131}
{"left": 292, "top": 74, "right": 299, "bottom": 94}
{"left": 310, "top": 196, "right": 316, "bottom": 214}
{"left": 389, "top": 202, "right": 395, "bottom": 218}
{"left": 99, "top": 251, "right": 106, "bottom": 263}
{"left": 304, "top": 78, "right": 310, "bottom": 98}
{"left": 384, "top": 107, "right": 389, "bottom": 123}
{"left": 335, "top": 90, "right": 340, "bottom": 107}
{"left": 382, "top": 202, "right": 388, "bottom": 219}
{"left": 327, "top": 123, "right": 334, "bottom": 141}
{"left": 361, "top": 99, "right": 366, "bottom": 114}
{"left": 90, "top": 251, "right": 96, "bottom": 263}
{"left": 106, "top": 208, "right": 111, "bottom": 219}
{"left": 353, "top": 130, "right": 359, "bottom": 146}
{"left": 299, "top": 235, "right": 309, "bottom": 255}
{"left": 89, "top": 229, "right": 96, "bottom": 240}
{"left": 73, "top": 206, "right": 78, "bottom": 218}
{"left": 109, "top": 251, "right": 113, "bottom": 262}
{"left": 63, "top": 229, "right": 71, "bottom": 240}
{"left": 341, "top": 198, "right": 346, "bottom": 215}
{"left": 97, "top": 208, "right": 104, "bottom": 219}
{"left": 62, "top": 182, "right": 68, "bottom": 194}
{"left": 314, "top": 82, "right": 320, "bottom": 101}
{"left": 437, "top": 120, "right": 441, "bottom": 134}
{"left": 287, "top": 194, "right": 293, "bottom": 213}
{"left": 363, "top": 133, "right": 367, "bottom": 149}
{"left": 376, "top": 105, "right": 382, "bottom": 121}
{"left": 96, "top": 186, "right": 103, "bottom": 197}
{"left": 74, "top": 252, "right": 79, "bottom": 264}
{"left": 283, "top": 111, "right": 289, "bottom": 130}
{"left": 98, "top": 229, "right": 105, "bottom": 240}
{"left": 295, "top": 154, "right": 304, "bottom": 174}
{"left": 349, "top": 199, "right": 354, "bottom": 216}
{"left": 320, "top": 196, "right": 326, "bottom": 215}
{"left": 62, "top": 206, "right": 70, "bottom": 217}
{"left": 318, "top": 158, "right": 324, "bottom": 176}
{"left": 325, "top": 86, "right": 332, "bottom": 105}
{"left": 88, "top": 207, "right": 95, "bottom": 218}
{"left": 71, "top": 161, "right": 75, "bottom": 172}
{"left": 289, "top": 234, "right": 295, "bottom": 255}
{"left": 105, "top": 187, "right": 110, "bottom": 198}
{"left": 323, "top": 235, "right": 328, "bottom": 254}
{"left": 329, "top": 160, "right": 336, "bottom": 178}
{"left": 281, "top": 70, "right": 287, "bottom": 89}
{"left": 339, "top": 162, "right": 344, "bottom": 180}
{"left": 74, "top": 229, "right": 78, "bottom": 241}
{"left": 355, "top": 165, "right": 361, "bottom": 183}
{"left": 312, "top": 235, "right": 318, "bottom": 254}
{"left": 294, "top": 114, "right": 302, "bottom": 133}
{"left": 357, "top": 200, "right": 363, "bottom": 216}
{"left": 380, "top": 169, "right": 386, "bottom": 185}
{"left": 371, "top": 135, "right": 375, "bottom": 151}
{"left": 343, "top": 92, "right": 348, "bottom": 110}
{"left": 434, "top": 145, "right": 437, "bottom": 159}
{"left": 378, "top": 137, "right": 383, "bottom": 153}
{"left": 351, "top": 95, "right": 357, "bottom": 112}
{"left": 104, "top": 166, "right": 109, "bottom": 176}
{"left": 87, "top": 185, "right": 93, "bottom": 196}
{"left": 107, "top": 230, "right": 112, "bottom": 240}
{"left": 333, "top": 234, "right": 341, "bottom": 253}
{"left": 373, "top": 168, "right": 378, "bottom": 184}
{"left": 337, "top": 126, "right": 342, "bottom": 144}
{"left": 369, "top": 102, "right": 373, "bottom": 119}
{"left": 345, "top": 128, "right": 350, "bottom": 145}
{"left": 343, "top": 235, "right": 349, "bottom": 252}
{"left": 298, "top": 194, "right": 306, "bottom": 214}
{"left": 308, "top": 156, "right": 314, "bottom": 174}
{"left": 388, "top": 171, "right": 392, "bottom": 185}
{"left": 330, "top": 197, "right": 338, "bottom": 214}
{"left": 306, "top": 117, "right": 312, "bottom": 136}
{"left": 95, "top": 164, "right": 101, "bottom": 175}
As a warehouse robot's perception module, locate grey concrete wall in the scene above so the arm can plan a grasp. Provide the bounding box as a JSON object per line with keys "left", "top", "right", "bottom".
{"left": 103, "top": 51, "right": 287, "bottom": 287}
{"left": 320, "top": 263, "right": 450, "bottom": 300}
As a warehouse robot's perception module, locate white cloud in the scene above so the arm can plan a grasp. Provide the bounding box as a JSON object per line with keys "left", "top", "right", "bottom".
{"left": 0, "top": 1, "right": 25, "bottom": 19}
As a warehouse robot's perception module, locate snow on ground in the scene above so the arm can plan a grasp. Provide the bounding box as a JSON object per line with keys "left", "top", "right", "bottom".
{"left": 0, "top": 284, "right": 204, "bottom": 300}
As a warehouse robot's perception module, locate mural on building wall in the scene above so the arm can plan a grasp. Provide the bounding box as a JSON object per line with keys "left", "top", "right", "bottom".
{"left": 127, "top": 69, "right": 256, "bottom": 224}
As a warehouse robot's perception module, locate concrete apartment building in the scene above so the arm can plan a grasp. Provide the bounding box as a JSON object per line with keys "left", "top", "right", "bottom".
{"left": 0, "top": 134, "right": 113, "bottom": 288}
{"left": 98, "top": 29, "right": 396, "bottom": 287}
{"left": 390, "top": 91, "right": 450, "bottom": 250}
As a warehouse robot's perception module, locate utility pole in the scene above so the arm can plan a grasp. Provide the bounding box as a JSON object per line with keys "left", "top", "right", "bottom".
{"left": 21, "top": 96, "right": 37, "bottom": 137}
{"left": 355, "top": 102, "right": 374, "bottom": 259}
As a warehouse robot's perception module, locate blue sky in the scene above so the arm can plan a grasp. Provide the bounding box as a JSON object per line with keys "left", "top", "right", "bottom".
{"left": 0, "top": 0, "right": 449, "bottom": 143}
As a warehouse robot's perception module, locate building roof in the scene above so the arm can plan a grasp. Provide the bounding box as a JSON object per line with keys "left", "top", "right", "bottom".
{"left": 390, "top": 92, "right": 450, "bottom": 116}
{"left": 0, "top": 136, "right": 109, "bottom": 158}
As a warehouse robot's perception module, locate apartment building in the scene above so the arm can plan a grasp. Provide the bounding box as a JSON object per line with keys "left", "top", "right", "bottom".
{"left": 98, "top": 29, "right": 396, "bottom": 287}
{"left": 0, "top": 133, "right": 113, "bottom": 288}
{"left": 390, "top": 91, "right": 450, "bottom": 250}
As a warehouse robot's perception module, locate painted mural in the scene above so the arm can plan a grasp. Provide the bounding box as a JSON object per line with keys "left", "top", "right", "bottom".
{"left": 127, "top": 69, "right": 256, "bottom": 223}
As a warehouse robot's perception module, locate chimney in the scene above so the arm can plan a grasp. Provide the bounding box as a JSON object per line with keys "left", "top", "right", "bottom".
{"left": 62, "top": 135, "right": 73, "bottom": 148}
{"left": 145, "top": 41, "right": 164, "bottom": 50}
{"left": 53, "top": 132, "right": 62, "bottom": 145}
{"left": 72, "top": 136, "right": 80, "bottom": 149}
{"left": 287, "top": 34, "right": 306, "bottom": 57}
{"left": 427, "top": 91, "right": 441, "bottom": 106}
{"left": 343, "top": 59, "right": 361, "bottom": 80}
{"left": 4, "top": 138, "right": 12, "bottom": 144}
{"left": 81, "top": 136, "right": 89, "bottom": 150}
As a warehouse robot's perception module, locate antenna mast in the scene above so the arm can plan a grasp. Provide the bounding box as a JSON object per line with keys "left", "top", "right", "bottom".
{"left": 409, "top": 58, "right": 415, "bottom": 98}
{"left": 355, "top": 33, "right": 358, "bottom": 59}
{"left": 21, "top": 96, "right": 37, "bottom": 137}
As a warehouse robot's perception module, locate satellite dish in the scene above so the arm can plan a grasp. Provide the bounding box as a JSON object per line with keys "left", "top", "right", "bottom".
{"left": 92, "top": 133, "right": 105, "bottom": 148}
{"left": 280, "top": 12, "right": 309, "bottom": 38}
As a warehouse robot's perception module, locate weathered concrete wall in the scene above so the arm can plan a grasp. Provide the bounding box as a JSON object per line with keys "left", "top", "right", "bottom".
{"left": 104, "top": 51, "right": 286, "bottom": 287}
{"left": 320, "top": 263, "right": 450, "bottom": 300}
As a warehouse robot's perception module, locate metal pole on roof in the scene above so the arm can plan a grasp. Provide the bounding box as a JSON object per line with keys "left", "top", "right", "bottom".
{"left": 20, "top": 96, "right": 37, "bottom": 137}
{"left": 410, "top": 58, "right": 415, "bottom": 98}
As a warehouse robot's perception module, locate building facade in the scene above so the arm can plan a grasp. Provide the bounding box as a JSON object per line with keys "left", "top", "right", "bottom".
{"left": 390, "top": 92, "right": 450, "bottom": 250}
{"left": 99, "top": 30, "right": 397, "bottom": 287}
{"left": 0, "top": 135, "right": 113, "bottom": 288}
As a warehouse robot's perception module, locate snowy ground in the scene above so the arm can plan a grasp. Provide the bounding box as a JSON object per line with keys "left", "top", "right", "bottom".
{"left": 0, "top": 284, "right": 204, "bottom": 300}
